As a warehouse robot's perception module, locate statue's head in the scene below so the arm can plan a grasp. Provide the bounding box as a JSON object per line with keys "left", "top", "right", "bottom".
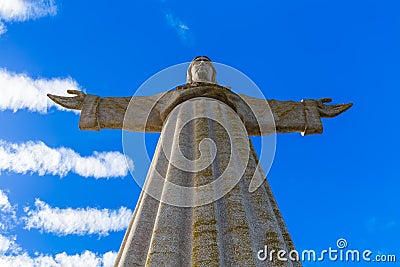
{"left": 186, "top": 56, "right": 217, "bottom": 84}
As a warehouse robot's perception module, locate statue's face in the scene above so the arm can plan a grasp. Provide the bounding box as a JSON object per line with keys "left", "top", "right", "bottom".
{"left": 190, "top": 58, "right": 214, "bottom": 83}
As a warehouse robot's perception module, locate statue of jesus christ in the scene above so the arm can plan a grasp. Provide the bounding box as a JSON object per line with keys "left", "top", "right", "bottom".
{"left": 48, "top": 56, "right": 352, "bottom": 267}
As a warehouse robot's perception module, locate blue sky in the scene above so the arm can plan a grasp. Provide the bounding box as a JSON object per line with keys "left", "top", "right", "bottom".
{"left": 0, "top": 0, "right": 399, "bottom": 266}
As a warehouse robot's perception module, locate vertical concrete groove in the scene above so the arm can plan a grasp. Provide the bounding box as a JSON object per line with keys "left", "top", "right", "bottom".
{"left": 247, "top": 142, "right": 300, "bottom": 266}
{"left": 115, "top": 132, "right": 169, "bottom": 266}
{"left": 210, "top": 100, "right": 229, "bottom": 266}
{"left": 240, "top": 143, "right": 294, "bottom": 267}
{"left": 145, "top": 103, "right": 193, "bottom": 266}
{"left": 213, "top": 101, "right": 255, "bottom": 266}
{"left": 191, "top": 99, "right": 220, "bottom": 267}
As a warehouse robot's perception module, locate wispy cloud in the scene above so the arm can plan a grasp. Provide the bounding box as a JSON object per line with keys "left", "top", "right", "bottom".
{"left": 24, "top": 199, "right": 132, "bottom": 236}
{"left": 0, "top": 234, "right": 13, "bottom": 253}
{"left": 0, "top": 234, "right": 20, "bottom": 255}
{"left": 0, "top": 0, "right": 57, "bottom": 21}
{"left": 0, "top": 190, "right": 119, "bottom": 265}
{"left": 0, "top": 0, "right": 57, "bottom": 35}
{"left": 0, "top": 190, "right": 20, "bottom": 255}
{"left": 0, "top": 22, "right": 6, "bottom": 35}
{"left": 0, "top": 190, "right": 17, "bottom": 232}
{"left": 0, "top": 189, "right": 14, "bottom": 214}
{"left": 0, "top": 250, "right": 117, "bottom": 267}
{"left": 0, "top": 68, "right": 82, "bottom": 114}
{"left": 164, "top": 11, "right": 192, "bottom": 44}
{"left": 0, "top": 139, "right": 133, "bottom": 178}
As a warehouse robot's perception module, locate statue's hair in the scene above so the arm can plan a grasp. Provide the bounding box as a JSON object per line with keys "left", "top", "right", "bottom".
{"left": 186, "top": 56, "right": 217, "bottom": 84}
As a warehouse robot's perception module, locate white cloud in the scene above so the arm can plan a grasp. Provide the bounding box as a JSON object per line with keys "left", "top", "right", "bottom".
{"left": 0, "top": 190, "right": 20, "bottom": 255}
{"left": 0, "top": 21, "right": 6, "bottom": 34}
{"left": 0, "top": 190, "right": 119, "bottom": 265}
{"left": 0, "top": 68, "right": 82, "bottom": 114}
{"left": 24, "top": 199, "right": 132, "bottom": 236}
{"left": 0, "top": 0, "right": 57, "bottom": 21}
{"left": 0, "top": 139, "right": 133, "bottom": 178}
{"left": 0, "top": 189, "right": 13, "bottom": 213}
{"left": 101, "top": 251, "right": 117, "bottom": 267}
{"left": 0, "top": 234, "right": 12, "bottom": 253}
{"left": 164, "top": 11, "right": 192, "bottom": 43}
{"left": 0, "top": 250, "right": 117, "bottom": 267}
{"left": 0, "top": 189, "right": 17, "bottom": 231}
{"left": 0, "top": 0, "right": 57, "bottom": 35}
{"left": 0, "top": 234, "right": 20, "bottom": 255}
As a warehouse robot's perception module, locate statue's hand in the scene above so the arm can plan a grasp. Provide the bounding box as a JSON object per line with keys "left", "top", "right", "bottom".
{"left": 316, "top": 98, "right": 353, "bottom": 118}
{"left": 47, "top": 90, "right": 86, "bottom": 110}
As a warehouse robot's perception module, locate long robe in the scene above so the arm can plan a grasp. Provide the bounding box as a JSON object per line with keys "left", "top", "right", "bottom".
{"left": 78, "top": 84, "right": 323, "bottom": 266}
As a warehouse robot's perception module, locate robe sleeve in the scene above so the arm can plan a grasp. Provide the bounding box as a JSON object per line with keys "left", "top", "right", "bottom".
{"left": 79, "top": 94, "right": 102, "bottom": 131}
{"left": 78, "top": 93, "right": 165, "bottom": 132}
{"left": 268, "top": 99, "right": 323, "bottom": 135}
{"left": 239, "top": 95, "right": 323, "bottom": 136}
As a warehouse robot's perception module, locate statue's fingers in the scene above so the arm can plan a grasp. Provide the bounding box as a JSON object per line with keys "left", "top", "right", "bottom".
{"left": 338, "top": 103, "right": 353, "bottom": 113}
{"left": 47, "top": 93, "right": 59, "bottom": 103}
{"left": 67, "top": 89, "right": 84, "bottom": 97}
{"left": 329, "top": 103, "right": 353, "bottom": 116}
{"left": 318, "top": 102, "right": 353, "bottom": 118}
{"left": 47, "top": 94, "right": 72, "bottom": 103}
{"left": 47, "top": 94, "right": 81, "bottom": 109}
{"left": 320, "top": 98, "right": 332, "bottom": 103}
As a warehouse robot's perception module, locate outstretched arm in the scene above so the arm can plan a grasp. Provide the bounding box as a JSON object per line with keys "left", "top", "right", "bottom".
{"left": 239, "top": 94, "right": 352, "bottom": 136}
{"left": 269, "top": 98, "right": 352, "bottom": 135}
{"left": 48, "top": 90, "right": 130, "bottom": 130}
{"left": 47, "top": 90, "right": 164, "bottom": 132}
